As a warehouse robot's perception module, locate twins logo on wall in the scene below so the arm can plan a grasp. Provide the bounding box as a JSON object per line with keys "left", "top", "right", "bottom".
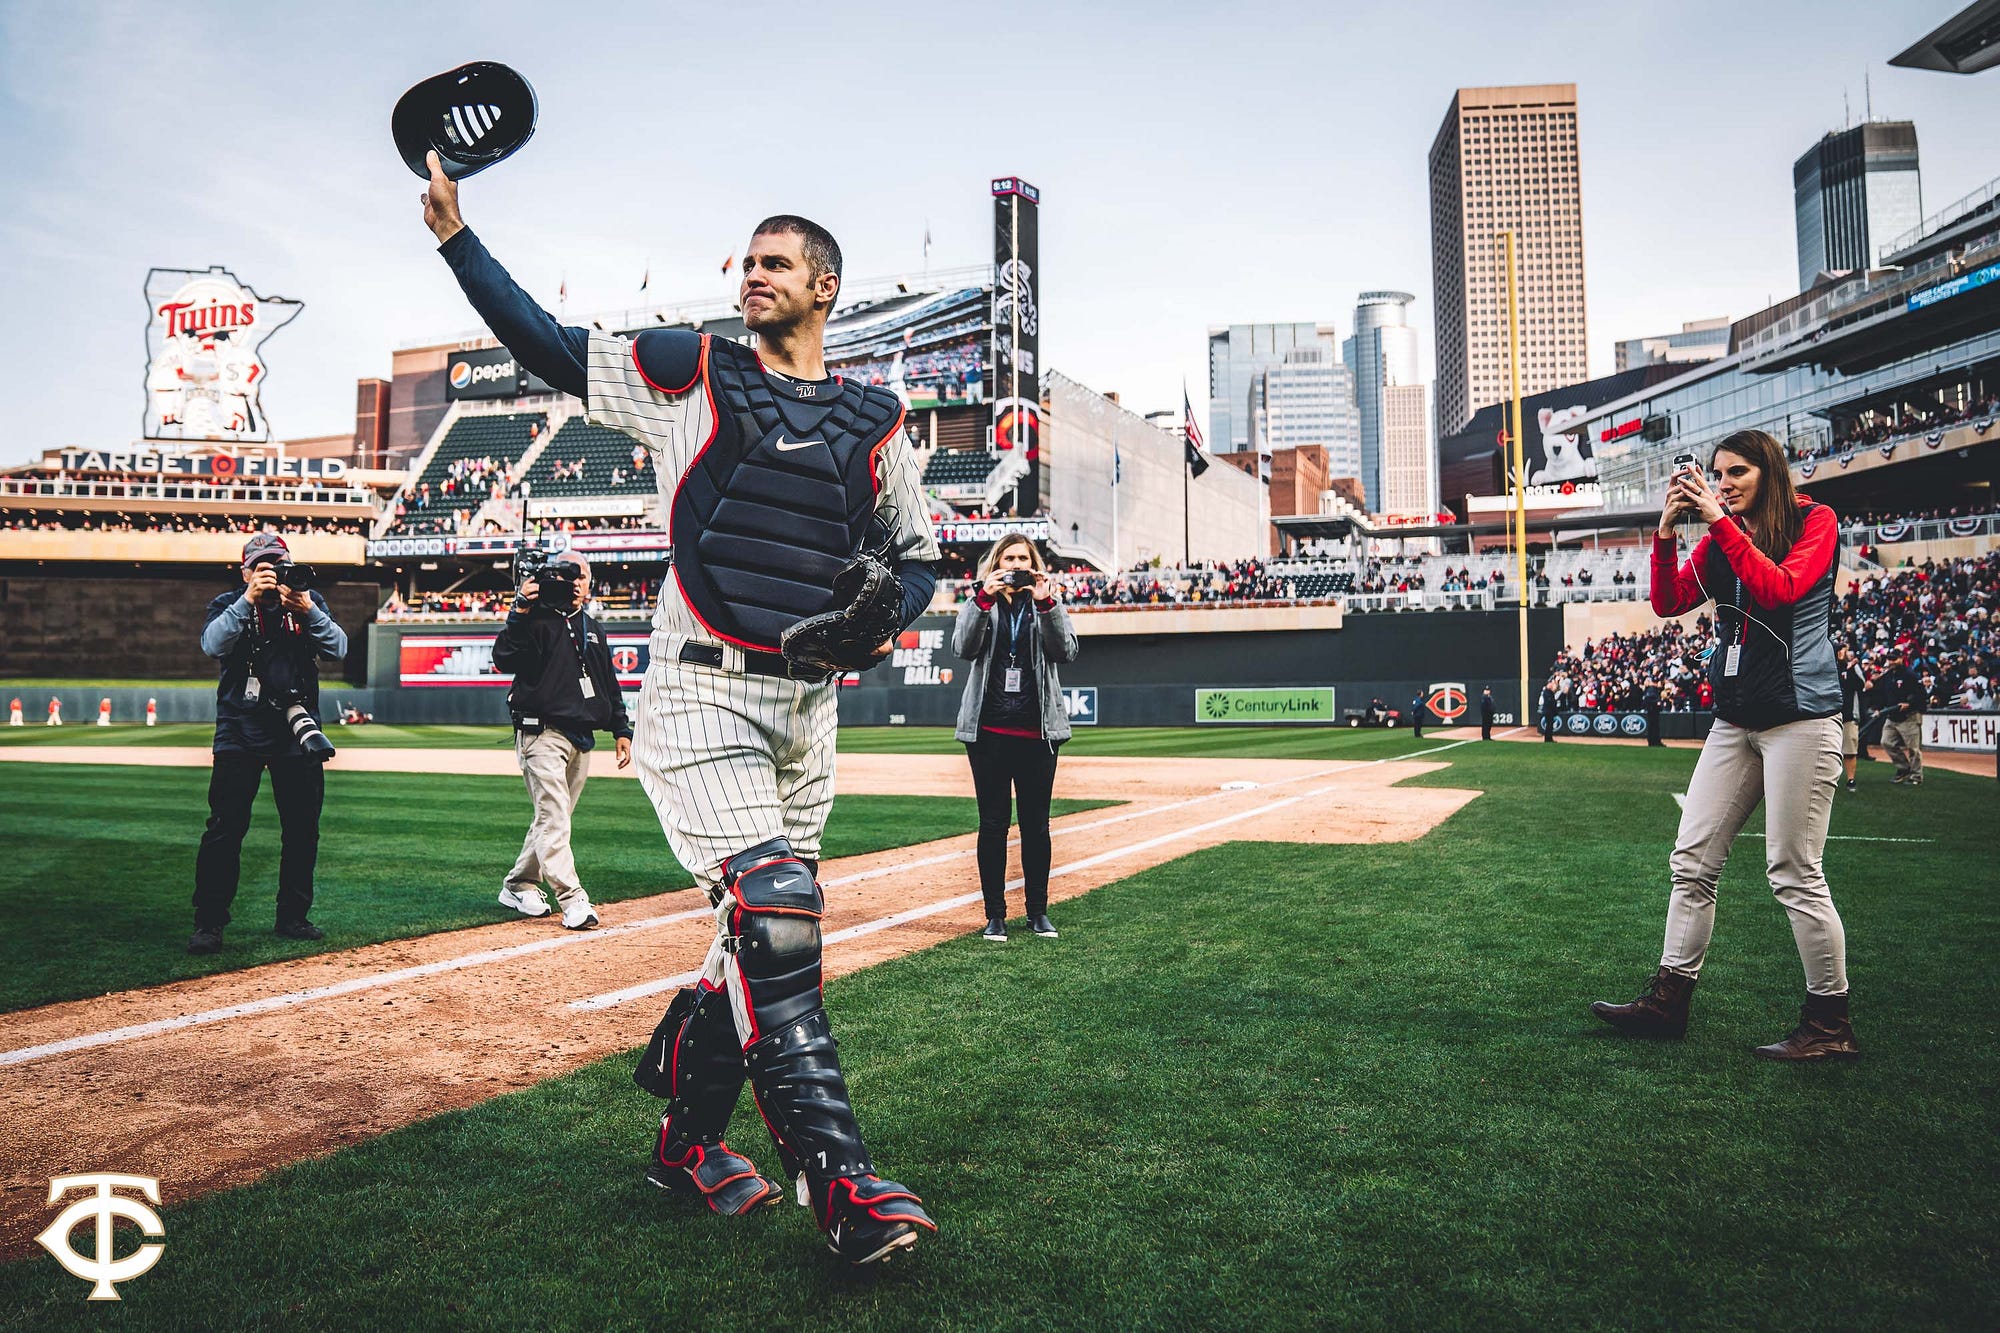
{"left": 142, "top": 267, "right": 303, "bottom": 443}
{"left": 1424, "top": 682, "right": 1468, "bottom": 723}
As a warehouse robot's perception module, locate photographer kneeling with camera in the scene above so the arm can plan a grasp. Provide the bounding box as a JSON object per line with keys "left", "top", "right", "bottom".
{"left": 493, "top": 550, "right": 632, "bottom": 930}
{"left": 189, "top": 534, "right": 347, "bottom": 955}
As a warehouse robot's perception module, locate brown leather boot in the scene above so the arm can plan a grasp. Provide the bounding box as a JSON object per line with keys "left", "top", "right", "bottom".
{"left": 1590, "top": 966, "right": 1696, "bottom": 1037}
{"left": 1753, "top": 993, "right": 1860, "bottom": 1062}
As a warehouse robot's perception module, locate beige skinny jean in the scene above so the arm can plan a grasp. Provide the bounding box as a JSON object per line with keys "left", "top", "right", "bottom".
{"left": 1662, "top": 716, "right": 1848, "bottom": 995}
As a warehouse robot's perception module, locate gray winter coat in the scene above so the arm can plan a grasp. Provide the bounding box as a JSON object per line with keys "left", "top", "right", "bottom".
{"left": 953, "top": 592, "right": 1079, "bottom": 742}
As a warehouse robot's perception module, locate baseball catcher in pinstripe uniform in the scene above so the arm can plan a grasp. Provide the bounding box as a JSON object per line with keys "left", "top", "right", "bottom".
{"left": 421, "top": 148, "right": 941, "bottom": 1264}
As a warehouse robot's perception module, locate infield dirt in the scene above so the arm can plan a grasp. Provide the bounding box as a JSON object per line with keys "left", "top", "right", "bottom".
{"left": 0, "top": 751, "right": 1476, "bottom": 1257}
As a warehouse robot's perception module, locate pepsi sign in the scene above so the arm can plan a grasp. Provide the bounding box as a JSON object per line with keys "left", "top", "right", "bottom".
{"left": 445, "top": 346, "right": 557, "bottom": 401}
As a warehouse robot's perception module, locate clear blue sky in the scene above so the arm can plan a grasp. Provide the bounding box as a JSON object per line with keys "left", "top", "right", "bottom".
{"left": 1, "top": 0, "right": 1994, "bottom": 465}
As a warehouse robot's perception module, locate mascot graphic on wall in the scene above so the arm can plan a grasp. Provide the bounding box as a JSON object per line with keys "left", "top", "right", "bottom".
{"left": 142, "top": 267, "right": 304, "bottom": 443}
{"left": 1531, "top": 403, "right": 1598, "bottom": 485}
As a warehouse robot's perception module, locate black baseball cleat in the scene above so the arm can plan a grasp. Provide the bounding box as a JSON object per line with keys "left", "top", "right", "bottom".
{"left": 647, "top": 1132, "right": 783, "bottom": 1216}
{"left": 275, "top": 920, "right": 325, "bottom": 941}
{"left": 809, "top": 1174, "right": 936, "bottom": 1265}
{"left": 186, "top": 926, "right": 224, "bottom": 955}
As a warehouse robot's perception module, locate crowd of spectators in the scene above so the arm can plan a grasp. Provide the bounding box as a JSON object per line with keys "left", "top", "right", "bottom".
{"left": 1799, "top": 391, "right": 2000, "bottom": 460}
{"left": 1543, "top": 621, "right": 1717, "bottom": 714}
{"left": 1537, "top": 550, "right": 1999, "bottom": 716}
{"left": 1, "top": 511, "right": 369, "bottom": 537}
{"left": 951, "top": 558, "right": 1305, "bottom": 607}
{"left": 1348, "top": 560, "right": 1508, "bottom": 596}
{"left": 1843, "top": 551, "right": 1998, "bottom": 713}
{"left": 379, "top": 575, "right": 662, "bottom": 620}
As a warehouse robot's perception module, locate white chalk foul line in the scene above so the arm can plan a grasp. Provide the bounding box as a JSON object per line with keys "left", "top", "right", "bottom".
{"left": 1670, "top": 792, "right": 1932, "bottom": 842}
{"left": 0, "top": 906, "right": 714, "bottom": 1069}
{"left": 570, "top": 738, "right": 1477, "bottom": 1013}
{"left": 1, "top": 742, "right": 1466, "bottom": 1058}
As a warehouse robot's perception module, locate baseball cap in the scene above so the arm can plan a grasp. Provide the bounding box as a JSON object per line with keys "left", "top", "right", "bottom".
{"left": 242, "top": 533, "right": 289, "bottom": 567}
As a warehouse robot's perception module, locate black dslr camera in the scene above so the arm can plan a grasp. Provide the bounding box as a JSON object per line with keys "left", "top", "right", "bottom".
{"left": 270, "top": 560, "right": 318, "bottom": 592}
{"left": 513, "top": 544, "right": 579, "bottom": 608}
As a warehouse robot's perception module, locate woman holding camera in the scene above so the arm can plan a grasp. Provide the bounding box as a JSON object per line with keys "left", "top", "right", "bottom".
{"left": 1591, "top": 429, "right": 1858, "bottom": 1060}
{"left": 954, "top": 534, "right": 1078, "bottom": 942}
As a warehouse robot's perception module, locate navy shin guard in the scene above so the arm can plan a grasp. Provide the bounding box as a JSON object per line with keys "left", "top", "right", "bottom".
{"left": 723, "top": 839, "right": 871, "bottom": 1182}
{"left": 638, "top": 983, "right": 781, "bottom": 1215}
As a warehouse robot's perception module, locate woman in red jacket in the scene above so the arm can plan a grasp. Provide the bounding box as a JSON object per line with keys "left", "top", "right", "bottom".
{"left": 1590, "top": 429, "right": 1859, "bottom": 1060}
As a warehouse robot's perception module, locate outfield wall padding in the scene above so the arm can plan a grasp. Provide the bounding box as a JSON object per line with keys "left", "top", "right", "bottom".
{"left": 361, "top": 608, "right": 1570, "bottom": 729}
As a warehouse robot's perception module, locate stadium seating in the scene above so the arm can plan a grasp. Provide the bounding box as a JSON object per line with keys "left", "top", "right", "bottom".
{"left": 923, "top": 449, "right": 999, "bottom": 490}
{"left": 386, "top": 412, "right": 546, "bottom": 534}
{"left": 519, "top": 419, "right": 659, "bottom": 499}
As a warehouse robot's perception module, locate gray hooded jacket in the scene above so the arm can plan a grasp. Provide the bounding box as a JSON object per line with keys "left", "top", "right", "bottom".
{"left": 953, "top": 591, "right": 1079, "bottom": 742}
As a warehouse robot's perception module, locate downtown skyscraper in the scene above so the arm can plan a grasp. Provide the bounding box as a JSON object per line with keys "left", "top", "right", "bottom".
{"left": 1428, "top": 84, "right": 1589, "bottom": 438}
{"left": 1343, "top": 291, "right": 1424, "bottom": 512}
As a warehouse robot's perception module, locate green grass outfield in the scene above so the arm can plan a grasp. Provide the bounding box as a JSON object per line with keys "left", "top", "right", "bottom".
{"left": 3, "top": 739, "right": 1993, "bottom": 1328}
{"left": 0, "top": 721, "right": 1481, "bottom": 757}
{"left": 0, "top": 763, "right": 1103, "bottom": 1014}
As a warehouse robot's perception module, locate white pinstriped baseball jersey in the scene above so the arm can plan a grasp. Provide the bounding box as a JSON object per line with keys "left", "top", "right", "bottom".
{"left": 584, "top": 330, "right": 937, "bottom": 893}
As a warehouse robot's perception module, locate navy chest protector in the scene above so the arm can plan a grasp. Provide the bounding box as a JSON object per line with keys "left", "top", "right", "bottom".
{"left": 671, "top": 337, "right": 904, "bottom": 652}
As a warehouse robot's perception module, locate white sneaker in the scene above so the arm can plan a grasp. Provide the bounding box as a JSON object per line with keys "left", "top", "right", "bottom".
{"left": 499, "top": 886, "right": 552, "bottom": 918}
{"left": 562, "top": 900, "right": 600, "bottom": 931}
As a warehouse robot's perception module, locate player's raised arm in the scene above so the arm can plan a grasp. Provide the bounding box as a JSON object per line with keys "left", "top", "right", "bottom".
{"left": 420, "top": 149, "right": 589, "bottom": 400}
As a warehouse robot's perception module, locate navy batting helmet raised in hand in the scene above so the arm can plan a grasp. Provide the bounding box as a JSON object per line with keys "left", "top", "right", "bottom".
{"left": 392, "top": 61, "right": 538, "bottom": 181}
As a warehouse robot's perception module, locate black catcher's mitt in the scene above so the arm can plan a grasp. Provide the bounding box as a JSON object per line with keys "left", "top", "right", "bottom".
{"left": 781, "top": 553, "right": 904, "bottom": 676}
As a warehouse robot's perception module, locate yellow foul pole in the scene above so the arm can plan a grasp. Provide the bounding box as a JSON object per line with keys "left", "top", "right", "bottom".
{"left": 1502, "top": 231, "right": 1528, "bottom": 725}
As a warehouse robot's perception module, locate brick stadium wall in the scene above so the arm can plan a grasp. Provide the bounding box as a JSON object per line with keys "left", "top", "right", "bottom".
{"left": 0, "top": 574, "right": 379, "bottom": 683}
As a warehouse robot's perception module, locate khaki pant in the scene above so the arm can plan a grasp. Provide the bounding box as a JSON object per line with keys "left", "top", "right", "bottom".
{"left": 1881, "top": 712, "right": 1924, "bottom": 779}
{"left": 507, "top": 730, "right": 591, "bottom": 912}
{"left": 1663, "top": 716, "right": 1848, "bottom": 995}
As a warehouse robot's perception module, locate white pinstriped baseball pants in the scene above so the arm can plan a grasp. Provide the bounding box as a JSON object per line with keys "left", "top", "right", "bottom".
{"left": 631, "top": 642, "right": 839, "bottom": 897}
{"left": 632, "top": 645, "right": 841, "bottom": 1045}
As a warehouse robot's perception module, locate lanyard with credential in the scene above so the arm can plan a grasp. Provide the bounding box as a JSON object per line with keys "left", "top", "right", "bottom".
{"left": 1003, "top": 599, "right": 1032, "bottom": 664}
{"left": 567, "top": 611, "right": 598, "bottom": 700}
{"left": 999, "top": 598, "right": 1032, "bottom": 694}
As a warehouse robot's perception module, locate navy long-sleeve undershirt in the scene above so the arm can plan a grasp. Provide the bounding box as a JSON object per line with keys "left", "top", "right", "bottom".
{"left": 437, "top": 227, "right": 589, "bottom": 400}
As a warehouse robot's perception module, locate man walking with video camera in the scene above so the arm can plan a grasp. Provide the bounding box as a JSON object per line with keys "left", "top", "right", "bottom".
{"left": 188, "top": 533, "right": 347, "bottom": 955}
{"left": 493, "top": 550, "right": 632, "bottom": 929}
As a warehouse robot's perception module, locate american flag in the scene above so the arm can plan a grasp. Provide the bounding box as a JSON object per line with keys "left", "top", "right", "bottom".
{"left": 1183, "top": 386, "right": 1209, "bottom": 478}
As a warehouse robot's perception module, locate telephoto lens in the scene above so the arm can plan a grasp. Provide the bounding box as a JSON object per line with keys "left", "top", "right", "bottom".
{"left": 285, "top": 703, "right": 336, "bottom": 761}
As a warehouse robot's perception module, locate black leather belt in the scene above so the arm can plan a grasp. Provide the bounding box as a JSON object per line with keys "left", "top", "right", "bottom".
{"left": 677, "top": 641, "right": 831, "bottom": 683}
